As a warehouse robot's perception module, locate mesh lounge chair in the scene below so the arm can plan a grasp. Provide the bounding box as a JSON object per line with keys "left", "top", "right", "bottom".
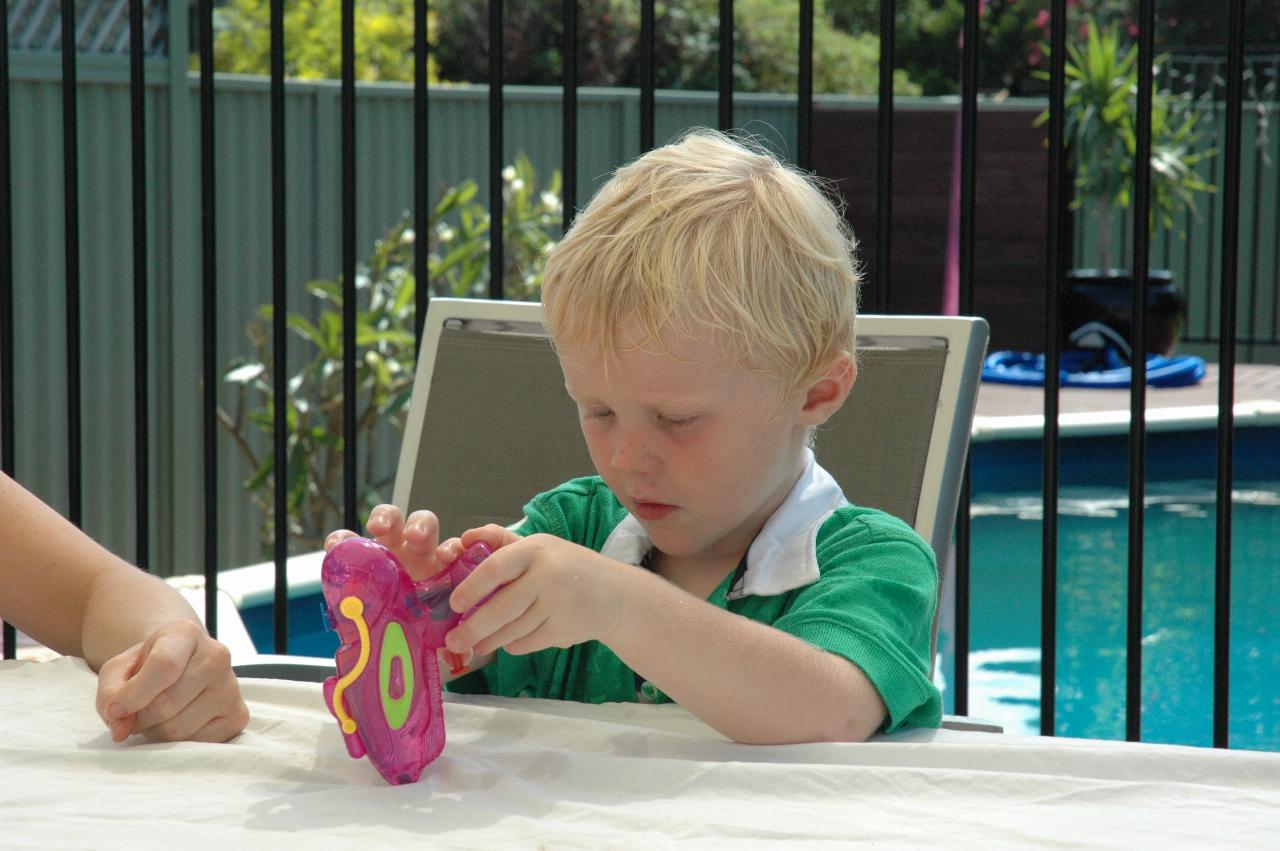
{"left": 393, "top": 298, "right": 998, "bottom": 733}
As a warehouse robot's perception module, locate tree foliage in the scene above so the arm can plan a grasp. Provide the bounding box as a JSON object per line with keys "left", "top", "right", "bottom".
{"left": 213, "top": 0, "right": 440, "bottom": 81}
{"left": 422, "top": 0, "right": 921, "bottom": 95}
{"left": 828, "top": 0, "right": 1280, "bottom": 98}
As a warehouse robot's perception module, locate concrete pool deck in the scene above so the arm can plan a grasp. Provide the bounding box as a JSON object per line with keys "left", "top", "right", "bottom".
{"left": 972, "top": 362, "right": 1280, "bottom": 441}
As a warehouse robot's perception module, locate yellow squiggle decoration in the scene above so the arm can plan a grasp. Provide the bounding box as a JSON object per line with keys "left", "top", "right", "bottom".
{"left": 331, "top": 596, "right": 370, "bottom": 734}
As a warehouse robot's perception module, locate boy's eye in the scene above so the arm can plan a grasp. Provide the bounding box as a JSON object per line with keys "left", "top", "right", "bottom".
{"left": 659, "top": 414, "right": 698, "bottom": 429}
{"left": 582, "top": 408, "right": 614, "bottom": 421}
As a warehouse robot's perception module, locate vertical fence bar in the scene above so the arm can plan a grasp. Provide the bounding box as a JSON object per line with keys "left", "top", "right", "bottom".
{"left": 1273, "top": 100, "right": 1280, "bottom": 344}
{"left": 414, "top": 0, "right": 431, "bottom": 346}
{"left": 62, "top": 0, "right": 83, "bottom": 527}
{"left": 129, "top": 0, "right": 150, "bottom": 570}
{"left": 562, "top": 0, "right": 578, "bottom": 228}
{"left": 1181, "top": 194, "right": 1194, "bottom": 322}
{"left": 341, "top": 0, "right": 358, "bottom": 531}
{"left": 875, "top": 0, "right": 895, "bottom": 312}
{"left": 1246, "top": 127, "right": 1263, "bottom": 358}
{"left": 488, "top": 0, "right": 504, "bottom": 299}
{"left": 270, "top": 0, "right": 289, "bottom": 652}
{"left": 198, "top": 0, "right": 219, "bottom": 635}
{"left": 797, "top": 0, "right": 813, "bottom": 171}
{"left": 639, "top": 0, "right": 655, "bottom": 152}
{"left": 1213, "top": 0, "right": 1246, "bottom": 751}
{"left": 0, "top": 0, "right": 14, "bottom": 658}
{"left": 718, "top": 0, "right": 733, "bottom": 131}
{"left": 1204, "top": 95, "right": 1221, "bottom": 341}
{"left": 952, "top": 0, "right": 979, "bottom": 716}
{"left": 1041, "top": 0, "right": 1067, "bottom": 737}
{"left": 1125, "top": 0, "right": 1156, "bottom": 743}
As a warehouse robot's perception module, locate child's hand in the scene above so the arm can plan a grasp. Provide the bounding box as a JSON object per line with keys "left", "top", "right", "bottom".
{"left": 95, "top": 619, "right": 249, "bottom": 743}
{"left": 324, "top": 504, "right": 462, "bottom": 581}
{"left": 443, "top": 531, "right": 628, "bottom": 658}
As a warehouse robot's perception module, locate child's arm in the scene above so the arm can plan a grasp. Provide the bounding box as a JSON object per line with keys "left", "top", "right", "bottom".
{"left": 600, "top": 565, "right": 887, "bottom": 743}
{"left": 0, "top": 473, "right": 248, "bottom": 743}
{"left": 447, "top": 530, "right": 887, "bottom": 744}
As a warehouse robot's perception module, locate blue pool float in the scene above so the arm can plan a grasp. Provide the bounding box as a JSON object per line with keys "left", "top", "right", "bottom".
{"left": 982, "top": 320, "right": 1207, "bottom": 388}
{"left": 982, "top": 348, "right": 1206, "bottom": 388}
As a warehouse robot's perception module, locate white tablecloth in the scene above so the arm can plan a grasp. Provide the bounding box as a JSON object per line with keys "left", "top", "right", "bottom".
{"left": 2, "top": 657, "right": 1277, "bottom": 848}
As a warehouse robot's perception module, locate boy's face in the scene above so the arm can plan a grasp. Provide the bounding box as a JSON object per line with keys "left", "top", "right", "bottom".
{"left": 559, "top": 322, "right": 847, "bottom": 571}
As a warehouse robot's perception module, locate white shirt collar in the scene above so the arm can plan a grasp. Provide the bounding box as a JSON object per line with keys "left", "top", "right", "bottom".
{"left": 599, "top": 448, "right": 848, "bottom": 600}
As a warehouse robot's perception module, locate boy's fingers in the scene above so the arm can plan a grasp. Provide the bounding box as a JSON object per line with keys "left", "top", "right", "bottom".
{"left": 402, "top": 510, "right": 441, "bottom": 555}
{"left": 103, "top": 626, "right": 199, "bottom": 720}
{"left": 460, "top": 524, "right": 519, "bottom": 550}
{"left": 449, "top": 540, "right": 534, "bottom": 611}
{"left": 435, "top": 537, "right": 464, "bottom": 568}
{"left": 367, "top": 504, "right": 406, "bottom": 550}
{"left": 446, "top": 581, "right": 535, "bottom": 653}
{"left": 323, "top": 529, "right": 359, "bottom": 552}
{"left": 473, "top": 609, "right": 548, "bottom": 657}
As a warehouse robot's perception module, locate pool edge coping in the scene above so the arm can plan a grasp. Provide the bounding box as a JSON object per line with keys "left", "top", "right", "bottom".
{"left": 972, "top": 400, "right": 1280, "bottom": 442}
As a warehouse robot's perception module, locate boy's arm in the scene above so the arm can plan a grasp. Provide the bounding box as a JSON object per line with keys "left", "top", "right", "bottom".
{"left": 446, "top": 531, "right": 891, "bottom": 743}
{"left": 0, "top": 473, "right": 248, "bottom": 742}
{"left": 605, "top": 565, "right": 888, "bottom": 743}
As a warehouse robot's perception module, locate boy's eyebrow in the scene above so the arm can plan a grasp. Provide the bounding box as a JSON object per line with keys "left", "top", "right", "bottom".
{"left": 565, "top": 384, "right": 706, "bottom": 411}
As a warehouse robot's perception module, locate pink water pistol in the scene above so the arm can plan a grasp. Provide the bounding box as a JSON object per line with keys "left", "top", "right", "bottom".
{"left": 321, "top": 537, "right": 493, "bottom": 785}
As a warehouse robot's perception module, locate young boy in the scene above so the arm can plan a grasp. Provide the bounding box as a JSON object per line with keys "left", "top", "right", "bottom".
{"left": 325, "top": 130, "right": 941, "bottom": 744}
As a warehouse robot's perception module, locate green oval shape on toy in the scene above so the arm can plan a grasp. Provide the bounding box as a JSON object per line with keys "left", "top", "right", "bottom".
{"left": 379, "top": 621, "right": 414, "bottom": 730}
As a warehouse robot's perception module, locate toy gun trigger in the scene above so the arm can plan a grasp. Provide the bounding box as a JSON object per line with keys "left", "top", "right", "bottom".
{"left": 444, "top": 650, "right": 468, "bottom": 676}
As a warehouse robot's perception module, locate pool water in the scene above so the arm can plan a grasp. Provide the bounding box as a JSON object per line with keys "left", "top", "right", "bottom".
{"left": 240, "top": 593, "right": 338, "bottom": 660}
{"left": 942, "top": 479, "right": 1280, "bottom": 751}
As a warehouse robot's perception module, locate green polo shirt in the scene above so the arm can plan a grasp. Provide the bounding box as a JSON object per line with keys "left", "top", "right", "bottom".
{"left": 448, "top": 467, "right": 942, "bottom": 732}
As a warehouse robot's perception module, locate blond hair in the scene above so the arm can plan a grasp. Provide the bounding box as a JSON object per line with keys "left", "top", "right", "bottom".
{"left": 542, "top": 129, "right": 861, "bottom": 393}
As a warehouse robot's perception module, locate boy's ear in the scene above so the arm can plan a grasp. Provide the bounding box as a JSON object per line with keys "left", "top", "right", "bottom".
{"left": 798, "top": 351, "right": 856, "bottom": 426}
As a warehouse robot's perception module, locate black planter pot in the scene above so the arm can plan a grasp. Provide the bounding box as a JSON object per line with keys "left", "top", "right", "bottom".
{"left": 1061, "top": 269, "right": 1187, "bottom": 356}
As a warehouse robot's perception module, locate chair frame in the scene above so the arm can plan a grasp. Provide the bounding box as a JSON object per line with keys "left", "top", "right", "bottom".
{"left": 847, "top": 314, "right": 989, "bottom": 562}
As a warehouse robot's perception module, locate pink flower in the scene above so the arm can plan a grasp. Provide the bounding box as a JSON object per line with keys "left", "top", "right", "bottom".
{"left": 1035, "top": 9, "right": 1049, "bottom": 29}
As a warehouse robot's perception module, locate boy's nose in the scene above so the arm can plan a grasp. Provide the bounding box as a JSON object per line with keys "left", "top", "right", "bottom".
{"left": 610, "top": 430, "right": 660, "bottom": 475}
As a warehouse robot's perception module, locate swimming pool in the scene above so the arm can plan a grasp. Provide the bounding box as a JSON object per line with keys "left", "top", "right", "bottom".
{"left": 945, "top": 425, "right": 1280, "bottom": 751}
{"left": 240, "top": 425, "right": 1279, "bottom": 751}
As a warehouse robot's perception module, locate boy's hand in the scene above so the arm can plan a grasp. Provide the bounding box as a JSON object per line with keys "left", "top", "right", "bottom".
{"left": 324, "top": 504, "right": 463, "bottom": 581}
{"left": 444, "top": 532, "right": 627, "bottom": 657}
{"left": 95, "top": 619, "right": 249, "bottom": 743}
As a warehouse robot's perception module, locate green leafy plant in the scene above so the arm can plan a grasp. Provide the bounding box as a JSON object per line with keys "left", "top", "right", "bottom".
{"left": 431, "top": 0, "right": 920, "bottom": 96}
{"left": 212, "top": 0, "right": 441, "bottom": 81}
{"left": 1037, "top": 17, "right": 1215, "bottom": 269}
{"left": 218, "top": 157, "right": 561, "bottom": 553}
